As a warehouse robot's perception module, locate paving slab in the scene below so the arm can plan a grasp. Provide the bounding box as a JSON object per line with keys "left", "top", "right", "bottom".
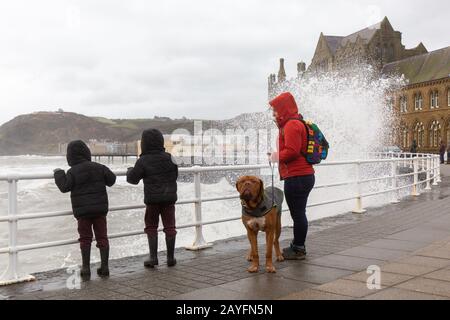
{"left": 218, "top": 274, "right": 315, "bottom": 300}
{"left": 395, "top": 277, "right": 450, "bottom": 298}
{"left": 362, "top": 287, "right": 448, "bottom": 300}
{"left": 395, "top": 255, "right": 450, "bottom": 268}
{"left": 336, "top": 245, "right": 409, "bottom": 261}
{"left": 344, "top": 271, "right": 414, "bottom": 287}
{"left": 386, "top": 227, "right": 450, "bottom": 244}
{"left": 306, "top": 254, "right": 385, "bottom": 272}
{"left": 363, "top": 239, "right": 426, "bottom": 252}
{"left": 168, "top": 286, "right": 250, "bottom": 300}
{"left": 423, "top": 269, "right": 450, "bottom": 282}
{"left": 279, "top": 288, "right": 354, "bottom": 300}
{"left": 276, "top": 264, "right": 354, "bottom": 285}
{"left": 414, "top": 244, "right": 450, "bottom": 260}
{"left": 378, "top": 262, "right": 439, "bottom": 276}
{"left": 422, "top": 218, "right": 450, "bottom": 231}
{"left": 313, "top": 279, "right": 385, "bottom": 298}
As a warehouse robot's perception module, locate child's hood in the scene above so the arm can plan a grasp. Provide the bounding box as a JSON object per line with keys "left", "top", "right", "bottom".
{"left": 141, "top": 129, "right": 165, "bottom": 155}
{"left": 67, "top": 140, "right": 92, "bottom": 167}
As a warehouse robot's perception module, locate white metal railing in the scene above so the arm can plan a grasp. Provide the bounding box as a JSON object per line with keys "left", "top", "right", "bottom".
{"left": 0, "top": 152, "right": 441, "bottom": 285}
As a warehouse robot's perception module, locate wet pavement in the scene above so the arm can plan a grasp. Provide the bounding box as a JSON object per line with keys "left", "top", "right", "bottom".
{"left": 1, "top": 165, "right": 450, "bottom": 300}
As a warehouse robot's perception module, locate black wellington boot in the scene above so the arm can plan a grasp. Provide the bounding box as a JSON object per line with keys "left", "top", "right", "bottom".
{"left": 97, "top": 247, "right": 110, "bottom": 277}
{"left": 80, "top": 247, "right": 91, "bottom": 280}
{"left": 166, "top": 236, "right": 177, "bottom": 267}
{"left": 144, "top": 235, "right": 159, "bottom": 268}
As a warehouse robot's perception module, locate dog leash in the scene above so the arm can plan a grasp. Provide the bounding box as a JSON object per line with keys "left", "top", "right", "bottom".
{"left": 268, "top": 154, "right": 275, "bottom": 208}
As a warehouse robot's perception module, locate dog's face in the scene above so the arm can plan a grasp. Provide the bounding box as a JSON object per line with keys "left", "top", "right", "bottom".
{"left": 236, "top": 176, "right": 264, "bottom": 206}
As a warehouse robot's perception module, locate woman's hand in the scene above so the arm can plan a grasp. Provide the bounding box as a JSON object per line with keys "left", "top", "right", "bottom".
{"left": 268, "top": 152, "right": 279, "bottom": 163}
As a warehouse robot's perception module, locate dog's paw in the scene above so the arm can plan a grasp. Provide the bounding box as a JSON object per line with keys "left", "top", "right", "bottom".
{"left": 246, "top": 254, "right": 253, "bottom": 262}
{"left": 247, "top": 265, "right": 259, "bottom": 273}
{"left": 265, "top": 265, "right": 276, "bottom": 273}
{"left": 276, "top": 255, "right": 285, "bottom": 262}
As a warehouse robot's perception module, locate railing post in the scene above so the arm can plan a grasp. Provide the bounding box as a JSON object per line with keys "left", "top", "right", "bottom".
{"left": 352, "top": 162, "right": 366, "bottom": 214}
{"left": 425, "top": 156, "right": 432, "bottom": 191}
{"left": 419, "top": 154, "right": 423, "bottom": 173}
{"left": 0, "top": 179, "right": 35, "bottom": 286}
{"left": 391, "top": 160, "right": 399, "bottom": 203}
{"left": 436, "top": 155, "right": 442, "bottom": 183}
{"left": 432, "top": 156, "right": 439, "bottom": 186}
{"left": 185, "top": 167, "right": 212, "bottom": 251}
{"left": 411, "top": 158, "right": 420, "bottom": 197}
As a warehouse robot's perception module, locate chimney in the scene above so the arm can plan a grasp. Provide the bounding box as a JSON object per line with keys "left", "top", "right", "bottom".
{"left": 268, "top": 74, "right": 274, "bottom": 86}
{"left": 297, "top": 62, "right": 306, "bottom": 77}
{"left": 278, "top": 58, "right": 286, "bottom": 82}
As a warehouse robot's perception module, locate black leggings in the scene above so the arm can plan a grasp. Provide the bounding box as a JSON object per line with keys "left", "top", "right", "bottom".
{"left": 284, "top": 175, "right": 315, "bottom": 247}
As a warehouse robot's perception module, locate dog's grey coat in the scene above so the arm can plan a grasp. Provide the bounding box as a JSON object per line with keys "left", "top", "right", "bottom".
{"left": 242, "top": 187, "right": 284, "bottom": 217}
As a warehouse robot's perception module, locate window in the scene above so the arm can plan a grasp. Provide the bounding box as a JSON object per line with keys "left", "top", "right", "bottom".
{"left": 385, "top": 44, "right": 394, "bottom": 62}
{"left": 448, "top": 88, "right": 450, "bottom": 107}
{"left": 430, "top": 90, "right": 439, "bottom": 109}
{"left": 430, "top": 92, "right": 435, "bottom": 108}
{"left": 400, "top": 95, "right": 408, "bottom": 113}
{"left": 447, "top": 121, "right": 450, "bottom": 145}
{"left": 414, "top": 122, "right": 425, "bottom": 148}
{"left": 429, "top": 120, "right": 441, "bottom": 148}
{"left": 387, "top": 97, "right": 394, "bottom": 112}
{"left": 400, "top": 124, "right": 409, "bottom": 149}
{"left": 414, "top": 93, "right": 423, "bottom": 111}
{"left": 382, "top": 44, "right": 388, "bottom": 61}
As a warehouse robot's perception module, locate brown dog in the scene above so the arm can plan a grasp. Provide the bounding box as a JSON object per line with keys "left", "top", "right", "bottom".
{"left": 236, "top": 176, "right": 284, "bottom": 273}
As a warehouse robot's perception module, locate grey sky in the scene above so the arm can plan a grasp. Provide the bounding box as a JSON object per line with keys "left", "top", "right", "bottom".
{"left": 0, "top": 0, "right": 448, "bottom": 125}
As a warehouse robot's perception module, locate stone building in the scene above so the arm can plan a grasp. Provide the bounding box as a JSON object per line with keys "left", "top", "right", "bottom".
{"left": 267, "top": 17, "right": 449, "bottom": 153}
{"left": 268, "top": 17, "right": 427, "bottom": 91}
{"left": 383, "top": 46, "right": 450, "bottom": 153}
{"left": 308, "top": 17, "right": 427, "bottom": 73}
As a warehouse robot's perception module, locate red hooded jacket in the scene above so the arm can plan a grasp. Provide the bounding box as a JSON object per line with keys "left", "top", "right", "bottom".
{"left": 269, "top": 92, "right": 315, "bottom": 179}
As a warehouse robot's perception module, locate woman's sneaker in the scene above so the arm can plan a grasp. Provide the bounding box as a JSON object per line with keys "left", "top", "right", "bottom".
{"left": 282, "top": 243, "right": 307, "bottom": 260}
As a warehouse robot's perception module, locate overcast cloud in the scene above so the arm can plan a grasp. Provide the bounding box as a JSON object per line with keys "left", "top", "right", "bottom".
{"left": 0, "top": 0, "right": 448, "bottom": 125}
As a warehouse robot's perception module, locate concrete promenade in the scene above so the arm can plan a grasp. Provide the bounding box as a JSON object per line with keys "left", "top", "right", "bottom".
{"left": 1, "top": 165, "right": 450, "bottom": 300}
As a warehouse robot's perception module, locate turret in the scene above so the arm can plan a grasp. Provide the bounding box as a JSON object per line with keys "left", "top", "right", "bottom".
{"left": 278, "top": 58, "right": 286, "bottom": 83}
{"left": 297, "top": 62, "right": 306, "bottom": 78}
{"left": 268, "top": 74, "right": 277, "bottom": 100}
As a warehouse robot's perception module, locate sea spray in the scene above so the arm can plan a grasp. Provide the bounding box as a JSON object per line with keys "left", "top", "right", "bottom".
{"left": 269, "top": 63, "right": 405, "bottom": 158}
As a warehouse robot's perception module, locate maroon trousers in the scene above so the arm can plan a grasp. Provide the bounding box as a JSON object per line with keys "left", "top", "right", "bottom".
{"left": 77, "top": 216, "right": 109, "bottom": 249}
{"left": 144, "top": 204, "right": 177, "bottom": 237}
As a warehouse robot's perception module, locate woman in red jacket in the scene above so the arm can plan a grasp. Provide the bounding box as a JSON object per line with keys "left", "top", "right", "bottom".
{"left": 269, "top": 92, "right": 315, "bottom": 260}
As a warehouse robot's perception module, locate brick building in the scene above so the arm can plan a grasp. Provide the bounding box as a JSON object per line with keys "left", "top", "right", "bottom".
{"left": 383, "top": 47, "right": 450, "bottom": 153}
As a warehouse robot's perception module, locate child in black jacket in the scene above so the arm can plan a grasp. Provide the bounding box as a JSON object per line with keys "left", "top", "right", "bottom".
{"left": 127, "top": 129, "right": 178, "bottom": 268}
{"left": 54, "top": 140, "right": 116, "bottom": 279}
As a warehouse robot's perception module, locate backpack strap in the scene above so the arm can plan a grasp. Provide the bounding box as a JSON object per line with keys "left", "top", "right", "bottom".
{"left": 281, "top": 117, "right": 309, "bottom": 158}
